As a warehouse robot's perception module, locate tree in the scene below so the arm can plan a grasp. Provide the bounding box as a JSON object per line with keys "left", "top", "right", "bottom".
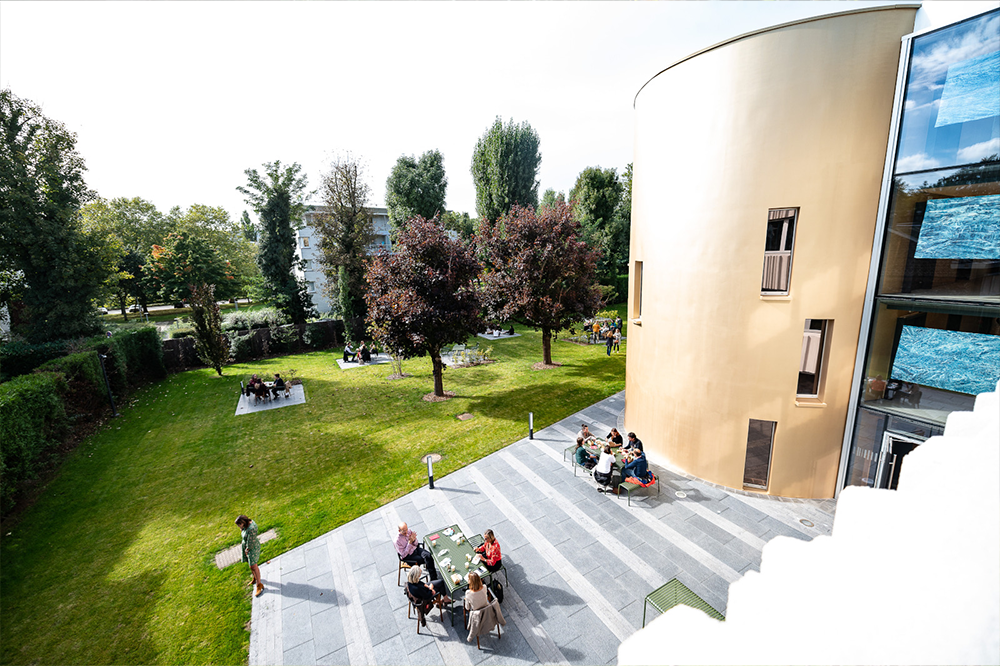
{"left": 0, "top": 89, "right": 109, "bottom": 341}
{"left": 477, "top": 203, "right": 602, "bottom": 366}
{"left": 539, "top": 188, "right": 566, "bottom": 213}
{"left": 385, "top": 150, "right": 447, "bottom": 235}
{"left": 144, "top": 233, "right": 234, "bottom": 304}
{"left": 240, "top": 210, "right": 258, "bottom": 242}
{"left": 570, "top": 166, "right": 626, "bottom": 282}
{"left": 439, "top": 210, "right": 476, "bottom": 241}
{"left": 313, "top": 155, "right": 375, "bottom": 338}
{"left": 470, "top": 117, "right": 541, "bottom": 223}
{"left": 237, "top": 161, "right": 314, "bottom": 326}
{"left": 365, "top": 217, "right": 482, "bottom": 398}
{"left": 167, "top": 204, "right": 258, "bottom": 301}
{"left": 188, "top": 282, "right": 228, "bottom": 376}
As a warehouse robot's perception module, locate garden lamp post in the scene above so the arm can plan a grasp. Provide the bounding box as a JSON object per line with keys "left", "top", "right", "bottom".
{"left": 529, "top": 412, "right": 534, "bottom": 440}
{"left": 98, "top": 353, "right": 119, "bottom": 417}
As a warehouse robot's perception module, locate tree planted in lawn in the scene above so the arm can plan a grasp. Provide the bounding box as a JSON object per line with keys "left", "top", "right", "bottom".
{"left": 188, "top": 282, "right": 228, "bottom": 376}
{"left": 477, "top": 203, "right": 602, "bottom": 366}
{"left": 365, "top": 217, "right": 482, "bottom": 397}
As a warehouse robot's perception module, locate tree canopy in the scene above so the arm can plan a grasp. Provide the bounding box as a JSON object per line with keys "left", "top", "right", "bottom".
{"left": 0, "top": 88, "right": 108, "bottom": 341}
{"left": 238, "top": 161, "right": 314, "bottom": 326}
{"left": 145, "top": 233, "right": 235, "bottom": 304}
{"left": 313, "top": 155, "right": 375, "bottom": 338}
{"left": 476, "top": 203, "right": 602, "bottom": 365}
{"left": 365, "top": 217, "right": 482, "bottom": 397}
{"left": 470, "top": 117, "right": 541, "bottom": 223}
{"left": 570, "top": 164, "right": 632, "bottom": 282}
{"left": 385, "top": 150, "right": 447, "bottom": 234}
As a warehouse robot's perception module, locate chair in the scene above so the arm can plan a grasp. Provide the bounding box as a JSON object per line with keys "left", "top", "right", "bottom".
{"left": 405, "top": 588, "right": 443, "bottom": 633}
{"left": 642, "top": 578, "right": 724, "bottom": 627}
{"left": 397, "top": 554, "right": 428, "bottom": 586}
{"left": 618, "top": 473, "right": 660, "bottom": 506}
{"left": 464, "top": 598, "right": 504, "bottom": 649}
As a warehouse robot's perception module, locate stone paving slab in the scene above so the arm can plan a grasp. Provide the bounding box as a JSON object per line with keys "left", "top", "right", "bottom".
{"left": 235, "top": 385, "right": 306, "bottom": 416}
{"left": 249, "top": 390, "right": 836, "bottom": 665}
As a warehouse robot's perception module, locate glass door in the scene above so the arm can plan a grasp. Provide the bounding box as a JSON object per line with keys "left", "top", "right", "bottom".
{"left": 873, "top": 431, "right": 924, "bottom": 490}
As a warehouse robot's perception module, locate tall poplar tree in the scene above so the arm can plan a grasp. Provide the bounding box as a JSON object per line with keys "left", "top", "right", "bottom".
{"left": 237, "top": 161, "right": 314, "bottom": 326}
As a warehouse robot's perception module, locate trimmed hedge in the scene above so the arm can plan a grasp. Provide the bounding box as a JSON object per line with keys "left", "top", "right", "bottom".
{"left": 0, "top": 339, "right": 70, "bottom": 381}
{"left": 0, "top": 372, "right": 68, "bottom": 512}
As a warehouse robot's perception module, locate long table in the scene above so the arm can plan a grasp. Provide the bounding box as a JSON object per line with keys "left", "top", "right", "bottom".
{"left": 423, "top": 524, "right": 489, "bottom": 626}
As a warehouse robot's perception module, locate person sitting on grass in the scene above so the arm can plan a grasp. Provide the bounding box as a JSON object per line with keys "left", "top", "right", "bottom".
{"left": 474, "top": 529, "right": 503, "bottom": 573}
{"left": 594, "top": 445, "right": 617, "bottom": 494}
{"left": 574, "top": 437, "right": 597, "bottom": 470}
{"left": 270, "top": 373, "right": 286, "bottom": 398}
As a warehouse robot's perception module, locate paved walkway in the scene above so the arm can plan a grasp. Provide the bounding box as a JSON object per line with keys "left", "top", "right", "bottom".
{"left": 248, "top": 391, "right": 835, "bottom": 665}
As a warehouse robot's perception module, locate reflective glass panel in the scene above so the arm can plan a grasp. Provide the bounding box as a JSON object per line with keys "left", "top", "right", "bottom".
{"left": 895, "top": 10, "right": 1000, "bottom": 174}
{"left": 845, "top": 409, "right": 886, "bottom": 488}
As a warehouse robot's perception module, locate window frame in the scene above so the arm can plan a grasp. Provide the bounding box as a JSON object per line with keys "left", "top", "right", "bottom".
{"left": 797, "top": 319, "right": 832, "bottom": 399}
{"left": 761, "top": 208, "right": 799, "bottom": 296}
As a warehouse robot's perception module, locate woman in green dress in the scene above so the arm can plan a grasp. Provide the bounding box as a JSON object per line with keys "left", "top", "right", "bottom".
{"left": 236, "top": 515, "right": 263, "bottom": 597}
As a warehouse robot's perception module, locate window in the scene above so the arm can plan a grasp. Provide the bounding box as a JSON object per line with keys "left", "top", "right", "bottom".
{"left": 301, "top": 259, "right": 311, "bottom": 271}
{"left": 743, "top": 419, "right": 776, "bottom": 490}
{"left": 633, "top": 261, "right": 643, "bottom": 318}
{"left": 301, "top": 237, "right": 310, "bottom": 248}
{"left": 797, "top": 319, "right": 831, "bottom": 398}
{"left": 307, "top": 281, "right": 315, "bottom": 293}
{"left": 761, "top": 208, "right": 797, "bottom": 294}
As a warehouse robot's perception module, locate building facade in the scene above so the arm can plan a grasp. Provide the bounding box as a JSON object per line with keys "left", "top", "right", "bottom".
{"left": 293, "top": 206, "right": 392, "bottom": 314}
{"left": 839, "top": 8, "right": 1000, "bottom": 492}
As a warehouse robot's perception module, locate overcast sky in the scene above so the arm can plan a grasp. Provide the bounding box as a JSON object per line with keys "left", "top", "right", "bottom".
{"left": 1, "top": 1, "right": 995, "bottom": 223}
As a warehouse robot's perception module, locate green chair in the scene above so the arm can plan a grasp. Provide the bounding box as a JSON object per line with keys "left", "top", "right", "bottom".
{"left": 618, "top": 473, "right": 659, "bottom": 506}
{"left": 642, "top": 578, "right": 725, "bottom": 627}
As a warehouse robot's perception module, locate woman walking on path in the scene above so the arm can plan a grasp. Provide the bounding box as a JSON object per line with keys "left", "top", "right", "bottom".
{"left": 236, "top": 515, "right": 264, "bottom": 597}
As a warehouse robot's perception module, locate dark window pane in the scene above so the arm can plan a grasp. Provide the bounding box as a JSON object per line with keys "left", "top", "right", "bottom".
{"left": 743, "top": 419, "right": 775, "bottom": 489}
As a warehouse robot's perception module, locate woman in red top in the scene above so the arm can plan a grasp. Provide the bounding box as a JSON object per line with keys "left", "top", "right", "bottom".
{"left": 475, "top": 529, "right": 502, "bottom": 573}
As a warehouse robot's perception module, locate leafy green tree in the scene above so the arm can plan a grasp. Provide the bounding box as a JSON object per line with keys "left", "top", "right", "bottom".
{"left": 167, "top": 204, "right": 259, "bottom": 299}
{"left": 365, "top": 217, "right": 482, "bottom": 397}
{"left": 470, "top": 117, "right": 541, "bottom": 223}
{"left": 313, "top": 155, "right": 375, "bottom": 338}
{"left": 439, "top": 210, "right": 476, "bottom": 241}
{"left": 0, "top": 89, "right": 109, "bottom": 342}
{"left": 539, "top": 188, "right": 566, "bottom": 213}
{"left": 145, "top": 233, "right": 234, "bottom": 304}
{"left": 477, "top": 203, "right": 602, "bottom": 366}
{"left": 570, "top": 165, "right": 630, "bottom": 282}
{"left": 240, "top": 210, "right": 258, "bottom": 242}
{"left": 385, "top": 150, "right": 447, "bottom": 235}
{"left": 188, "top": 282, "right": 228, "bottom": 376}
{"left": 237, "top": 161, "right": 315, "bottom": 326}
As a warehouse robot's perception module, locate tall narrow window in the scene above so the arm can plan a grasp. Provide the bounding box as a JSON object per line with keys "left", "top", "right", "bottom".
{"left": 744, "top": 419, "right": 776, "bottom": 489}
{"left": 797, "top": 319, "right": 830, "bottom": 398}
{"left": 301, "top": 236, "right": 310, "bottom": 248}
{"left": 633, "top": 261, "right": 643, "bottom": 318}
{"left": 761, "top": 208, "right": 797, "bottom": 294}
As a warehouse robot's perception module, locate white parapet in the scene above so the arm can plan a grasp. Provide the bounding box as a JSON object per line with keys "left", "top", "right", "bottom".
{"left": 618, "top": 384, "right": 1000, "bottom": 666}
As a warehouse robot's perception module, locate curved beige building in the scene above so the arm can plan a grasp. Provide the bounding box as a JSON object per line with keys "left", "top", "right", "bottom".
{"left": 627, "top": 6, "right": 918, "bottom": 498}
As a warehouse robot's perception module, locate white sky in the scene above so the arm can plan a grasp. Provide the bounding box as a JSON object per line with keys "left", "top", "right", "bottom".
{"left": 1, "top": 1, "right": 995, "bottom": 222}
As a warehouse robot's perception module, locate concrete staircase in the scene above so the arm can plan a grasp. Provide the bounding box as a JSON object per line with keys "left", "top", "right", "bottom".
{"left": 619, "top": 383, "right": 1000, "bottom": 665}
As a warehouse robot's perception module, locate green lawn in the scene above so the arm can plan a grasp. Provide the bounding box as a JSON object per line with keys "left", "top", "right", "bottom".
{"left": 0, "top": 314, "right": 626, "bottom": 665}
{"left": 100, "top": 302, "right": 264, "bottom": 325}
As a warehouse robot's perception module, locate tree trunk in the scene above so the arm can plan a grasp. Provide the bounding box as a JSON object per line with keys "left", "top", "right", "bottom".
{"left": 431, "top": 351, "right": 445, "bottom": 397}
{"left": 542, "top": 326, "right": 552, "bottom": 365}
{"left": 118, "top": 293, "right": 128, "bottom": 322}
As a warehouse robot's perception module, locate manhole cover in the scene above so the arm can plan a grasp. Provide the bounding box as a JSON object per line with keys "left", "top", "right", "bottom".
{"left": 799, "top": 519, "right": 815, "bottom": 528}
{"left": 457, "top": 413, "right": 474, "bottom": 421}
{"left": 675, "top": 491, "right": 687, "bottom": 499}
{"left": 421, "top": 453, "right": 442, "bottom": 464}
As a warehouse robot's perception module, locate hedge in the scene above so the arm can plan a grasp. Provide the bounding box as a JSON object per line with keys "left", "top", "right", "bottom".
{"left": 0, "top": 372, "right": 68, "bottom": 512}
{"left": 0, "top": 339, "right": 70, "bottom": 381}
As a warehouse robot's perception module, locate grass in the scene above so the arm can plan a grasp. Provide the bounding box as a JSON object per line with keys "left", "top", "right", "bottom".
{"left": 0, "top": 308, "right": 627, "bottom": 665}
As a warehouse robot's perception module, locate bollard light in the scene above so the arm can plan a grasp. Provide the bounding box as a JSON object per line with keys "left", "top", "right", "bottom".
{"left": 529, "top": 412, "right": 534, "bottom": 440}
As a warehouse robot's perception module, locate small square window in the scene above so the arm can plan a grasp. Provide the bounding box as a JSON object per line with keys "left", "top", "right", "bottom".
{"left": 761, "top": 208, "right": 797, "bottom": 294}
{"left": 301, "top": 237, "right": 310, "bottom": 248}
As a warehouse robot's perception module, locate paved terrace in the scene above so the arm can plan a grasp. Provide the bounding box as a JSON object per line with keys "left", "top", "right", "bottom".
{"left": 249, "top": 391, "right": 836, "bottom": 665}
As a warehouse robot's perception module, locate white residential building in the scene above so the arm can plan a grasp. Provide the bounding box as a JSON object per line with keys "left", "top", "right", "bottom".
{"left": 293, "top": 206, "right": 392, "bottom": 314}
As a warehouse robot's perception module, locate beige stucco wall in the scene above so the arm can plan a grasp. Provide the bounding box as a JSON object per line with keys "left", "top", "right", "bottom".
{"left": 627, "top": 7, "right": 917, "bottom": 498}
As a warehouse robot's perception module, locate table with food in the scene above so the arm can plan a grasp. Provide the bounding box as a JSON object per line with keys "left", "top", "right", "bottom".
{"left": 423, "top": 525, "right": 489, "bottom": 626}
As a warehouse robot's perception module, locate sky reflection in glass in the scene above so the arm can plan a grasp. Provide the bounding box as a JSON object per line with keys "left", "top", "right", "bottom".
{"left": 892, "top": 326, "right": 1000, "bottom": 395}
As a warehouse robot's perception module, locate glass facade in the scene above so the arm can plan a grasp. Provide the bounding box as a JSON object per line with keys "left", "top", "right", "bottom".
{"left": 845, "top": 9, "right": 1000, "bottom": 490}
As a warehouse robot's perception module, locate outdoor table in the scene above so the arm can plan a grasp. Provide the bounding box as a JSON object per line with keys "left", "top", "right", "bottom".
{"left": 585, "top": 442, "right": 632, "bottom": 487}
{"left": 424, "top": 524, "right": 488, "bottom": 626}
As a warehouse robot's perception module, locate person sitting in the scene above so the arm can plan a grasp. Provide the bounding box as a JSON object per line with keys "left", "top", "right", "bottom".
{"left": 360, "top": 343, "right": 372, "bottom": 364}
{"left": 343, "top": 343, "right": 356, "bottom": 363}
{"left": 506, "top": 325, "right": 514, "bottom": 336}
{"left": 623, "top": 431, "right": 644, "bottom": 454}
{"left": 406, "top": 565, "right": 452, "bottom": 621}
{"left": 270, "top": 373, "right": 286, "bottom": 398}
{"left": 252, "top": 378, "right": 269, "bottom": 403}
{"left": 464, "top": 572, "right": 489, "bottom": 613}
{"left": 395, "top": 522, "right": 438, "bottom": 580}
{"left": 577, "top": 423, "right": 597, "bottom": 444}
{"left": 574, "top": 437, "right": 597, "bottom": 470}
{"left": 245, "top": 374, "right": 260, "bottom": 397}
{"left": 594, "top": 445, "right": 617, "bottom": 493}
{"left": 621, "top": 448, "right": 651, "bottom": 483}
{"left": 474, "top": 529, "right": 503, "bottom": 573}
{"left": 606, "top": 428, "right": 623, "bottom": 448}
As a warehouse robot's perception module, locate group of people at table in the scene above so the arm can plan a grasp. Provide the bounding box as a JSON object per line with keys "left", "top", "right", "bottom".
{"left": 244, "top": 373, "right": 286, "bottom": 403}
{"left": 573, "top": 424, "right": 652, "bottom": 493}
{"left": 396, "top": 521, "right": 503, "bottom": 624}
{"left": 342, "top": 341, "right": 375, "bottom": 364}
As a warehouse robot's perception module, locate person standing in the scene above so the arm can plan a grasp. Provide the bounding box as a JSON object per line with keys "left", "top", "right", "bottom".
{"left": 613, "top": 328, "right": 621, "bottom": 352}
{"left": 605, "top": 330, "right": 614, "bottom": 356}
{"left": 396, "top": 522, "right": 438, "bottom": 580}
{"left": 236, "top": 515, "right": 264, "bottom": 597}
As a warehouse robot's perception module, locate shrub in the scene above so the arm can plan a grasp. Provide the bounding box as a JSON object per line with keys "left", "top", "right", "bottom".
{"left": 0, "top": 372, "right": 68, "bottom": 512}
{"left": 170, "top": 327, "right": 196, "bottom": 339}
{"left": 227, "top": 332, "right": 254, "bottom": 363}
{"left": 37, "top": 351, "right": 102, "bottom": 389}
{"left": 0, "top": 339, "right": 70, "bottom": 380}
{"left": 222, "top": 307, "right": 286, "bottom": 332}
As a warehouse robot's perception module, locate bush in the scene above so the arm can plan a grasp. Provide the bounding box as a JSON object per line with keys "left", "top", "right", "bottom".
{"left": 0, "top": 372, "right": 68, "bottom": 512}
{"left": 37, "top": 351, "right": 102, "bottom": 389}
{"left": 227, "top": 332, "right": 254, "bottom": 363}
{"left": 170, "top": 327, "right": 196, "bottom": 339}
{"left": 222, "top": 307, "right": 286, "bottom": 332}
{"left": 0, "top": 339, "right": 70, "bottom": 380}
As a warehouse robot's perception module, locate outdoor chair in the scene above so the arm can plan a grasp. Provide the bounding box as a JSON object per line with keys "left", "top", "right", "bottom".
{"left": 396, "top": 554, "right": 429, "bottom": 586}
{"left": 618, "top": 473, "right": 659, "bottom": 506}
{"left": 464, "top": 598, "right": 503, "bottom": 649}
{"left": 642, "top": 578, "right": 724, "bottom": 628}
{"left": 405, "top": 588, "right": 443, "bottom": 632}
